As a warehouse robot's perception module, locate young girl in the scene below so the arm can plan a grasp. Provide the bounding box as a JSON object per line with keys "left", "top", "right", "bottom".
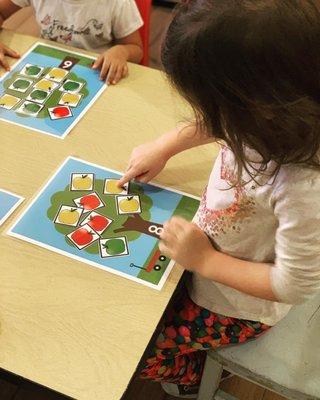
{"left": 0, "top": 0, "right": 143, "bottom": 84}
{"left": 118, "top": 0, "right": 320, "bottom": 397}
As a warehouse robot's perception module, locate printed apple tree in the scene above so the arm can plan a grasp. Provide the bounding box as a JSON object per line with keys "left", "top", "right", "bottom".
{"left": 47, "top": 178, "right": 163, "bottom": 254}
{"left": 2, "top": 68, "right": 89, "bottom": 119}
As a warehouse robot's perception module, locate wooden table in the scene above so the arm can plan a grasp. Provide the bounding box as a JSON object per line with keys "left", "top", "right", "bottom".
{"left": 0, "top": 31, "right": 217, "bottom": 400}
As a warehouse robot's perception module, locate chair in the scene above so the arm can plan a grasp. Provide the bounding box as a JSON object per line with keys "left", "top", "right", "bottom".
{"left": 135, "top": 0, "right": 152, "bottom": 66}
{"left": 197, "top": 294, "right": 320, "bottom": 400}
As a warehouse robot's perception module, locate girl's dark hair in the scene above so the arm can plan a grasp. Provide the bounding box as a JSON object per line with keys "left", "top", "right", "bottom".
{"left": 162, "top": 0, "right": 320, "bottom": 181}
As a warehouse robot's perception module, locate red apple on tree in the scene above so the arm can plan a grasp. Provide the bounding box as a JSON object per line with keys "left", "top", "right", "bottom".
{"left": 71, "top": 227, "right": 94, "bottom": 246}
{"left": 80, "top": 194, "right": 101, "bottom": 210}
{"left": 88, "top": 215, "right": 109, "bottom": 232}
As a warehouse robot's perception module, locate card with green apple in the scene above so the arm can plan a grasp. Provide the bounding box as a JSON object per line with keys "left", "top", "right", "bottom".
{"left": 99, "top": 237, "right": 129, "bottom": 258}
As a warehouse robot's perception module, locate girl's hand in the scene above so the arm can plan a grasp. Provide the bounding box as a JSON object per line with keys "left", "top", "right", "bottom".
{"left": 92, "top": 45, "right": 129, "bottom": 85}
{"left": 159, "top": 216, "right": 214, "bottom": 274}
{"left": 118, "top": 140, "right": 170, "bottom": 187}
{"left": 0, "top": 42, "right": 19, "bottom": 71}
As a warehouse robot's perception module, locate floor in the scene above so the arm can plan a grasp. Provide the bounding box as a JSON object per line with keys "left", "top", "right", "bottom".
{"left": 0, "top": 3, "right": 288, "bottom": 400}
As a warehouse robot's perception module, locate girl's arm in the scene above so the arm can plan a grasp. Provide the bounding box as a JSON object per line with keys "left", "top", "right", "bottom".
{"left": 92, "top": 30, "right": 143, "bottom": 85}
{"left": 0, "top": 0, "right": 21, "bottom": 70}
{"left": 160, "top": 216, "right": 277, "bottom": 301}
{"left": 118, "top": 124, "right": 215, "bottom": 186}
{"left": 160, "top": 172, "right": 320, "bottom": 304}
{"left": 0, "top": 0, "right": 20, "bottom": 24}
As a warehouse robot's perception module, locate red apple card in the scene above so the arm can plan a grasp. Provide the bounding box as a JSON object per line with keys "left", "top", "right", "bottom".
{"left": 48, "top": 105, "right": 73, "bottom": 120}
{"left": 7, "top": 157, "right": 200, "bottom": 290}
{"left": 81, "top": 211, "right": 112, "bottom": 235}
{"left": 54, "top": 205, "right": 83, "bottom": 227}
{"left": 70, "top": 173, "right": 94, "bottom": 191}
{"left": 116, "top": 195, "right": 141, "bottom": 215}
{"left": 67, "top": 224, "right": 100, "bottom": 250}
{"left": 74, "top": 192, "right": 104, "bottom": 212}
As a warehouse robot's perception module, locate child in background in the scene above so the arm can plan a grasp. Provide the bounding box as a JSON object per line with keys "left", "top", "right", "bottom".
{"left": 118, "top": 0, "right": 320, "bottom": 397}
{"left": 0, "top": 0, "right": 143, "bottom": 84}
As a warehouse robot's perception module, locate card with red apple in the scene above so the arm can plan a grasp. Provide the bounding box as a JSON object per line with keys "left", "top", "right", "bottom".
{"left": 73, "top": 192, "right": 105, "bottom": 213}
{"left": 80, "top": 211, "right": 113, "bottom": 235}
{"left": 67, "top": 224, "right": 100, "bottom": 250}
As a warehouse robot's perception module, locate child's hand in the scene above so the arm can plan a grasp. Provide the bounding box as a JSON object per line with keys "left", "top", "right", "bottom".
{"left": 92, "top": 45, "right": 129, "bottom": 85}
{"left": 0, "top": 42, "right": 20, "bottom": 71}
{"left": 159, "top": 217, "right": 214, "bottom": 273}
{"left": 118, "top": 141, "right": 170, "bottom": 187}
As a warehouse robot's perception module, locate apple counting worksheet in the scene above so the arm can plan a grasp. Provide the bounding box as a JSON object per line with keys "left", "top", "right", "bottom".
{"left": 0, "top": 42, "right": 106, "bottom": 139}
{"left": 0, "top": 189, "right": 24, "bottom": 226}
{"left": 8, "top": 157, "right": 200, "bottom": 289}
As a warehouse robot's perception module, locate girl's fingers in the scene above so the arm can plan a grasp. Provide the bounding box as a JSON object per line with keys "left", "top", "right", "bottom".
{"left": 0, "top": 54, "right": 10, "bottom": 71}
{"left": 159, "top": 241, "right": 172, "bottom": 258}
{"left": 159, "top": 230, "right": 176, "bottom": 244}
{"left": 112, "top": 65, "right": 123, "bottom": 85}
{"left": 4, "top": 46, "right": 20, "bottom": 58}
{"left": 123, "top": 65, "right": 129, "bottom": 77}
{"left": 92, "top": 54, "right": 103, "bottom": 69}
{"left": 118, "top": 167, "right": 140, "bottom": 187}
{"left": 106, "top": 63, "right": 117, "bottom": 84}
{"left": 100, "top": 58, "right": 111, "bottom": 80}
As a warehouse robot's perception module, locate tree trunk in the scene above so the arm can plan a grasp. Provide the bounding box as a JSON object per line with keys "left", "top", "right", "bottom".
{"left": 114, "top": 214, "right": 163, "bottom": 239}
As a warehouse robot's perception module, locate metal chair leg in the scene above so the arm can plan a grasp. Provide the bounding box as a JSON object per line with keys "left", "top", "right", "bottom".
{"left": 197, "top": 356, "right": 223, "bottom": 400}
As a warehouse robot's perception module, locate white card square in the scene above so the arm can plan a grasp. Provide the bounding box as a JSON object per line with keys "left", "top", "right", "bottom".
{"left": 70, "top": 173, "right": 94, "bottom": 191}
{"left": 20, "top": 63, "right": 44, "bottom": 79}
{"left": 9, "top": 77, "right": 34, "bottom": 93}
{"left": 0, "top": 94, "right": 21, "bottom": 110}
{"left": 48, "top": 105, "right": 73, "bottom": 120}
{"left": 16, "top": 101, "right": 43, "bottom": 117}
{"left": 54, "top": 205, "right": 83, "bottom": 227}
{"left": 99, "top": 237, "right": 129, "bottom": 258}
{"left": 67, "top": 224, "right": 100, "bottom": 250}
{"left": 59, "top": 79, "right": 84, "bottom": 93}
{"left": 116, "top": 195, "right": 141, "bottom": 215}
{"left": 45, "top": 67, "right": 69, "bottom": 83}
{"left": 59, "top": 92, "right": 82, "bottom": 107}
{"left": 26, "top": 89, "right": 51, "bottom": 104}
{"left": 74, "top": 192, "right": 105, "bottom": 212}
{"left": 80, "top": 211, "right": 113, "bottom": 235}
{"left": 34, "top": 79, "right": 59, "bottom": 92}
{"left": 104, "top": 179, "right": 129, "bottom": 195}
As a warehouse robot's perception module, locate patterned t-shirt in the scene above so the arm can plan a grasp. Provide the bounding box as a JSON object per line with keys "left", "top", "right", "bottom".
{"left": 11, "top": 0, "right": 143, "bottom": 52}
{"left": 189, "top": 145, "right": 320, "bottom": 325}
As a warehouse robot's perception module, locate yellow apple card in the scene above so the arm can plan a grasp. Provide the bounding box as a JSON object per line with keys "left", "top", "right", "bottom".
{"left": 70, "top": 173, "right": 94, "bottom": 191}
{"left": 104, "top": 179, "right": 129, "bottom": 195}
{"left": 45, "top": 67, "right": 69, "bottom": 83}
{"left": 7, "top": 157, "right": 200, "bottom": 290}
{"left": 116, "top": 195, "right": 141, "bottom": 215}
{"left": 54, "top": 205, "right": 84, "bottom": 227}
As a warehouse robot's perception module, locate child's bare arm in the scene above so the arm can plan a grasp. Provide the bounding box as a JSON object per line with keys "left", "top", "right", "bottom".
{"left": 0, "top": 0, "right": 21, "bottom": 70}
{"left": 160, "top": 217, "right": 278, "bottom": 302}
{"left": 92, "top": 30, "right": 142, "bottom": 85}
{"left": 116, "top": 30, "right": 143, "bottom": 63}
{"left": 118, "top": 124, "right": 215, "bottom": 186}
{"left": 0, "top": 0, "right": 20, "bottom": 24}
